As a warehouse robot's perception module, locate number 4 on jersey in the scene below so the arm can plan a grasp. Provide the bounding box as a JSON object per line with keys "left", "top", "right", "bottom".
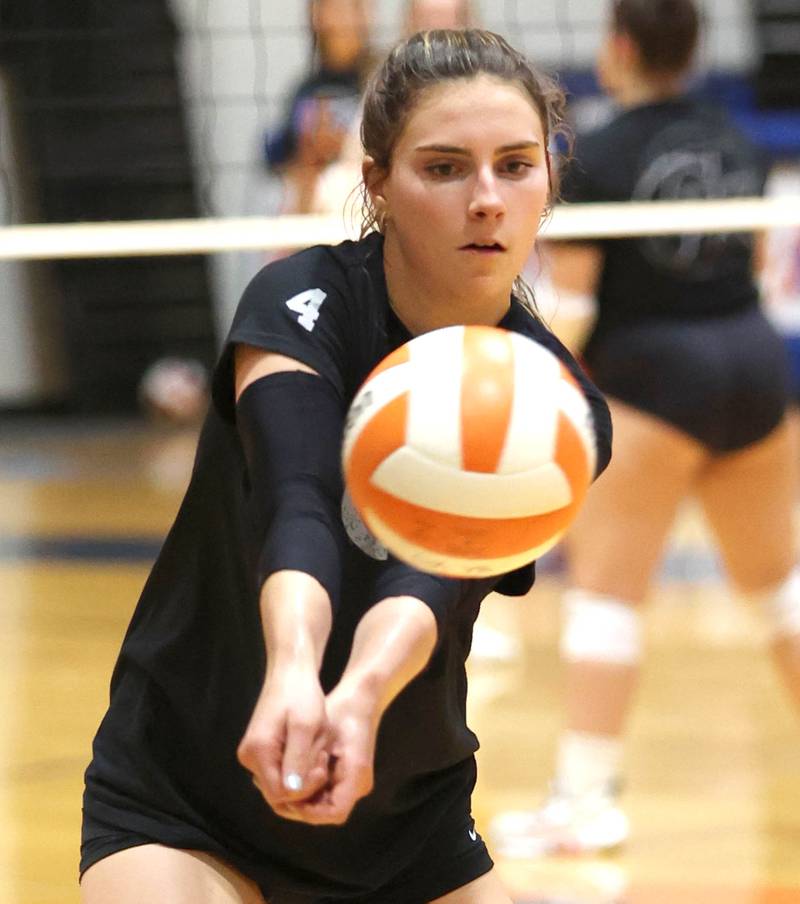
{"left": 286, "top": 288, "right": 327, "bottom": 332}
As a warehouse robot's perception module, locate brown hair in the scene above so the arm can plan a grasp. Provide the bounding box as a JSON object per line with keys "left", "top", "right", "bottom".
{"left": 611, "top": 0, "right": 700, "bottom": 76}
{"left": 359, "top": 29, "right": 566, "bottom": 237}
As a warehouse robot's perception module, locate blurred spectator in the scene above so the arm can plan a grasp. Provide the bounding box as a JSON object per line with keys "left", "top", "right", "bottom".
{"left": 265, "top": 0, "right": 371, "bottom": 216}
{"left": 404, "top": 0, "right": 477, "bottom": 33}
{"left": 307, "top": 0, "right": 479, "bottom": 223}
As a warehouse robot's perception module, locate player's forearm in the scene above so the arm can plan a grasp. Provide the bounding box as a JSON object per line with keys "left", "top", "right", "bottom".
{"left": 260, "top": 570, "right": 332, "bottom": 673}
{"left": 333, "top": 596, "right": 438, "bottom": 719}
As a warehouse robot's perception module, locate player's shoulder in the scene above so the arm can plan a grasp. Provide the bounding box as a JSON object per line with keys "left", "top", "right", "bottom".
{"left": 504, "top": 299, "right": 556, "bottom": 345}
{"left": 571, "top": 107, "right": 627, "bottom": 158}
{"left": 225, "top": 233, "right": 387, "bottom": 355}
{"left": 690, "top": 99, "right": 762, "bottom": 153}
{"left": 244, "top": 233, "right": 383, "bottom": 304}
{"left": 640, "top": 97, "right": 766, "bottom": 182}
{"left": 504, "top": 300, "right": 582, "bottom": 365}
{"left": 248, "top": 237, "right": 356, "bottom": 283}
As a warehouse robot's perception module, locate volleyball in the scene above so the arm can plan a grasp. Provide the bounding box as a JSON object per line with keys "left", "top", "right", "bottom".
{"left": 341, "top": 325, "right": 597, "bottom": 577}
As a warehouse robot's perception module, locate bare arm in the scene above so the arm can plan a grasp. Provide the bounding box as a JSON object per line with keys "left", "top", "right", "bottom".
{"left": 233, "top": 345, "right": 440, "bottom": 826}
{"left": 752, "top": 231, "right": 767, "bottom": 280}
{"left": 234, "top": 346, "right": 338, "bottom": 814}
{"left": 540, "top": 241, "right": 604, "bottom": 353}
{"left": 260, "top": 570, "right": 331, "bottom": 670}
{"left": 285, "top": 595, "right": 438, "bottom": 826}
{"left": 237, "top": 570, "right": 333, "bottom": 815}
{"left": 333, "top": 596, "right": 437, "bottom": 718}
{"left": 234, "top": 344, "right": 317, "bottom": 399}
{"left": 546, "top": 241, "right": 604, "bottom": 296}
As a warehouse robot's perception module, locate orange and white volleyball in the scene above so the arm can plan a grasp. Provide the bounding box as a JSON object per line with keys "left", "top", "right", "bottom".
{"left": 341, "top": 325, "right": 597, "bottom": 577}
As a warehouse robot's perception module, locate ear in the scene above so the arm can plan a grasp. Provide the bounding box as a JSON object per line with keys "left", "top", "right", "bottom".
{"left": 362, "top": 155, "right": 388, "bottom": 207}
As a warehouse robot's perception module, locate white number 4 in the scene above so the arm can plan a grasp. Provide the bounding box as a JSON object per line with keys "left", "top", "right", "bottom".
{"left": 285, "top": 288, "right": 327, "bottom": 332}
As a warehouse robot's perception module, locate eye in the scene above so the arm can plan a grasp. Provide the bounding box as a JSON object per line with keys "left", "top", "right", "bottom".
{"left": 500, "top": 158, "right": 535, "bottom": 176}
{"left": 425, "top": 161, "right": 461, "bottom": 178}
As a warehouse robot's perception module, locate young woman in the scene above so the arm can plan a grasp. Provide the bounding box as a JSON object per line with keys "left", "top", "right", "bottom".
{"left": 490, "top": 0, "right": 800, "bottom": 858}
{"left": 265, "top": 0, "right": 372, "bottom": 216}
{"left": 80, "top": 29, "right": 612, "bottom": 904}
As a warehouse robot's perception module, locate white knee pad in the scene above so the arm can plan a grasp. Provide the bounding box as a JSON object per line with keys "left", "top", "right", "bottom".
{"left": 752, "top": 567, "right": 800, "bottom": 640}
{"left": 560, "top": 589, "right": 643, "bottom": 665}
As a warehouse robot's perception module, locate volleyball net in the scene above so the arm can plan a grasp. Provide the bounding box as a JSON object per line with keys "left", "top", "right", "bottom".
{"left": 0, "top": 196, "right": 799, "bottom": 260}
{"left": 1, "top": 0, "right": 799, "bottom": 411}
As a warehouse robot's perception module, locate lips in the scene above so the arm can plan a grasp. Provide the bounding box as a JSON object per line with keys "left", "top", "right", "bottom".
{"left": 460, "top": 241, "right": 505, "bottom": 252}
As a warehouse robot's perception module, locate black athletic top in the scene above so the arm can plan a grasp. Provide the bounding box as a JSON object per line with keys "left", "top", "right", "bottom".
{"left": 560, "top": 97, "right": 768, "bottom": 337}
{"left": 85, "top": 232, "right": 611, "bottom": 898}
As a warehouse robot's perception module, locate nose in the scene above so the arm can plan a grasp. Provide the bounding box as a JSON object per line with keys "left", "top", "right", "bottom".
{"left": 468, "top": 166, "right": 505, "bottom": 220}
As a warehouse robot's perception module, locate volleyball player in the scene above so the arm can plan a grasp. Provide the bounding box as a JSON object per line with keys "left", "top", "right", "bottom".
{"left": 80, "top": 29, "right": 612, "bottom": 904}
{"left": 490, "top": 0, "right": 800, "bottom": 857}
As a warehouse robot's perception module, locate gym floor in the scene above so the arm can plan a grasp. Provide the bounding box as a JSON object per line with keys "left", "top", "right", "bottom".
{"left": 2, "top": 417, "right": 799, "bottom": 904}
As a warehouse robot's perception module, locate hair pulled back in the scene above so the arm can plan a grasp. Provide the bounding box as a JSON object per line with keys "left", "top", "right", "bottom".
{"left": 359, "top": 28, "right": 566, "bottom": 237}
{"left": 612, "top": 0, "right": 700, "bottom": 76}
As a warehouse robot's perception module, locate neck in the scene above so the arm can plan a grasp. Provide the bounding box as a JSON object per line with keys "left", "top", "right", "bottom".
{"left": 382, "top": 240, "right": 511, "bottom": 336}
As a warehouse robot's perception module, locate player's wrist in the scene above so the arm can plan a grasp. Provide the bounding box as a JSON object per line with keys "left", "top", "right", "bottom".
{"left": 260, "top": 570, "right": 332, "bottom": 669}
{"left": 327, "top": 670, "right": 385, "bottom": 725}
{"left": 265, "top": 642, "right": 321, "bottom": 677}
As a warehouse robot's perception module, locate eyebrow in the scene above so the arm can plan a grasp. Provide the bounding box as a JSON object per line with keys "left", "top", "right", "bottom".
{"left": 414, "top": 141, "right": 541, "bottom": 154}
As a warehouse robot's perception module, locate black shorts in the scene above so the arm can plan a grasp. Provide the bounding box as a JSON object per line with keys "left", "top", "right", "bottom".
{"left": 585, "top": 307, "right": 791, "bottom": 452}
{"left": 80, "top": 760, "right": 493, "bottom": 904}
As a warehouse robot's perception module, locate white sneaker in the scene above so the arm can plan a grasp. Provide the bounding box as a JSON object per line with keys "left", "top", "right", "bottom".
{"left": 489, "top": 786, "right": 629, "bottom": 858}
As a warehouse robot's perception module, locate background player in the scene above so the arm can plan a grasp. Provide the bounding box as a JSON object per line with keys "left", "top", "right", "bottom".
{"left": 490, "top": 0, "right": 800, "bottom": 858}
{"left": 79, "top": 29, "right": 611, "bottom": 904}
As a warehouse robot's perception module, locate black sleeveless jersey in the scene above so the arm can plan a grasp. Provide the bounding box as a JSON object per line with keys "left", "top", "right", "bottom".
{"left": 560, "top": 97, "right": 767, "bottom": 335}
{"left": 85, "top": 232, "right": 611, "bottom": 898}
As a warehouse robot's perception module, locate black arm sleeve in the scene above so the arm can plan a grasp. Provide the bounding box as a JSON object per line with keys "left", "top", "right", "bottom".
{"left": 236, "top": 371, "right": 348, "bottom": 611}
{"left": 237, "top": 371, "right": 466, "bottom": 643}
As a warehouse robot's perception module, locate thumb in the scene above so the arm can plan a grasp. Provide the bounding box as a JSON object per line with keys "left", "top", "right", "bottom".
{"left": 281, "top": 714, "right": 326, "bottom": 797}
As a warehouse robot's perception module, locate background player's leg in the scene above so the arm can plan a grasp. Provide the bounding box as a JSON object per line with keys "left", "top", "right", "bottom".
{"left": 429, "top": 869, "right": 513, "bottom": 903}
{"left": 80, "top": 845, "right": 268, "bottom": 904}
{"left": 697, "top": 416, "right": 800, "bottom": 711}
{"left": 491, "top": 400, "right": 708, "bottom": 856}
{"left": 562, "top": 401, "right": 707, "bottom": 740}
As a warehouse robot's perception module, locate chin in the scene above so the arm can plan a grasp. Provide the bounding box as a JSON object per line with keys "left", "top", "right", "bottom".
{"left": 465, "top": 276, "right": 513, "bottom": 305}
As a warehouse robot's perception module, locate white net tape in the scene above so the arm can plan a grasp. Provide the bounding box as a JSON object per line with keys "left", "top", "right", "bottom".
{"left": 1, "top": 196, "right": 799, "bottom": 260}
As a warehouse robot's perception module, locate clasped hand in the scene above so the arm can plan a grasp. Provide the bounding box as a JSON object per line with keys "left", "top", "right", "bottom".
{"left": 237, "top": 664, "right": 377, "bottom": 826}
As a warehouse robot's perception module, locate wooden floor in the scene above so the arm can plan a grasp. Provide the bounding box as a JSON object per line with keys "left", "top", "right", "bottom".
{"left": 2, "top": 418, "right": 800, "bottom": 904}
